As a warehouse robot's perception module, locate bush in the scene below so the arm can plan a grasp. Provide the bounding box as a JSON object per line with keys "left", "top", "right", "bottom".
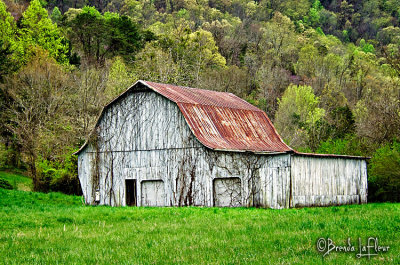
{"left": 0, "top": 178, "right": 13, "bottom": 190}
{"left": 368, "top": 140, "right": 400, "bottom": 202}
{"left": 316, "top": 135, "right": 366, "bottom": 156}
{"left": 35, "top": 152, "right": 82, "bottom": 195}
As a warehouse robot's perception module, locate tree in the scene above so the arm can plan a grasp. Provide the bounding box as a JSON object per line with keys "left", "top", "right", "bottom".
{"left": 368, "top": 141, "right": 400, "bottom": 202}
{"left": 1, "top": 50, "right": 75, "bottom": 190}
{"left": 50, "top": 6, "right": 62, "bottom": 24}
{"left": 0, "top": 0, "right": 19, "bottom": 80}
{"left": 106, "top": 56, "right": 136, "bottom": 97}
{"left": 275, "top": 85, "right": 326, "bottom": 151}
{"left": 18, "top": 0, "right": 69, "bottom": 64}
{"left": 68, "top": 7, "right": 146, "bottom": 65}
{"left": 185, "top": 29, "right": 226, "bottom": 84}
{"left": 134, "top": 43, "right": 181, "bottom": 84}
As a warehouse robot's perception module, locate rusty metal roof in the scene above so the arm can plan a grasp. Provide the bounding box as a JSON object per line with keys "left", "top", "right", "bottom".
{"left": 142, "top": 81, "right": 292, "bottom": 153}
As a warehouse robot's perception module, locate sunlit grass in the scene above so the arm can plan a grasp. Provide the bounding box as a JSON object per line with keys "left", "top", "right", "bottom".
{"left": 0, "top": 188, "right": 398, "bottom": 264}
{"left": 0, "top": 170, "right": 32, "bottom": 191}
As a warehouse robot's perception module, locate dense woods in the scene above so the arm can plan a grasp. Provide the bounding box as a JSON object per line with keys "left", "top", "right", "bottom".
{"left": 0, "top": 0, "right": 399, "bottom": 201}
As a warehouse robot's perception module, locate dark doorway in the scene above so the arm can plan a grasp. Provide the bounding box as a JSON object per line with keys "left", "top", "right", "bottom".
{"left": 125, "top": 179, "right": 137, "bottom": 206}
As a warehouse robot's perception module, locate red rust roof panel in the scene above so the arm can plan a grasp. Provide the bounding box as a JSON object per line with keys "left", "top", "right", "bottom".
{"left": 142, "top": 80, "right": 292, "bottom": 153}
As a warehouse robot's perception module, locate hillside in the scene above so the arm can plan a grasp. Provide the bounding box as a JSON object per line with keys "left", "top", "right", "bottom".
{"left": 0, "top": 188, "right": 399, "bottom": 263}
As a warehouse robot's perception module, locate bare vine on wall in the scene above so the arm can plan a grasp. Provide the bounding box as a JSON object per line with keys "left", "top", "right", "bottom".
{"left": 205, "top": 150, "right": 267, "bottom": 207}
{"left": 83, "top": 86, "right": 277, "bottom": 208}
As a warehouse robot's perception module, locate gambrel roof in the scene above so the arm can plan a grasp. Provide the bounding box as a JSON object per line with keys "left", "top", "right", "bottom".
{"left": 141, "top": 81, "right": 292, "bottom": 153}
{"left": 75, "top": 80, "right": 293, "bottom": 155}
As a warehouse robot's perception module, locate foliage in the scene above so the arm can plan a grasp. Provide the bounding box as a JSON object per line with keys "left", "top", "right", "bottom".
{"left": 0, "top": 51, "right": 77, "bottom": 190}
{"left": 18, "top": 0, "right": 69, "bottom": 64}
{"left": 35, "top": 153, "right": 81, "bottom": 195}
{"left": 50, "top": 6, "right": 62, "bottom": 24}
{"left": 0, "top": 0, "right": 18, "bottom": 79}
{"left": 67, "top": 6, "right": 148, "bottom": 65}
{"left": 316, "top": 135, "right": 366, "bottom": 157}
{"left": 106, "top": 56, "right": 136, "bottom": 96}
{"left": 368, "top": 140, "right": 400, "bottom": 202}
{"left": 275, "top": 85, "right": 326, "bottom": 151}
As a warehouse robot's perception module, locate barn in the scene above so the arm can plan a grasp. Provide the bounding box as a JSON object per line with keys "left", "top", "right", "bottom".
{"left": 75, "top": 80, "right": 368, "bottom": 208}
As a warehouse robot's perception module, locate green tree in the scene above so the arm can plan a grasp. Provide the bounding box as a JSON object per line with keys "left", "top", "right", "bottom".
{"left": 368, "top": 140, "right": 400, "bottom": 202}
{"left": 106, "top": 56, "right": 136, "bottom": 97}
{"left": 0, "top": 0, "right": 18, "bottom": 79}
{"left": 68, "top": 7, "right": 146, "bottom": 65}
{"left": 50, "top": 6, "right": 62, "bottom": 24}
{"left": 275, "top": 85, "right": 326, "bottom": 151}
{"left": 306, "top": 0, "right": 322, "bottom": 27}
{"left": 18, "top": 0, "right": 69, "bottom": 64}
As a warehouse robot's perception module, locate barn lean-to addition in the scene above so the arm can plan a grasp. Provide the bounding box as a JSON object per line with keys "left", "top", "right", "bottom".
{"left": 75, "top": 80, "right": 368, "bottom": 208}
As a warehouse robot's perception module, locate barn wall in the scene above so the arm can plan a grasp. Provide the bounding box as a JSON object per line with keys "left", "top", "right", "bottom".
{"left": 77, "top": 87, "right": 292, "bottom": 208}
{"left": 77, "top": 148, "right": 94, "bottom": 204}
{"left": 77, "top": 87, "right": 368, "bottom": 209}
{"left": 290, "top": 155, "right": 368, "bottom": 207}
{"left": 78, "top": 88, "right": 204, "bottom": 206}
{"left": 203, "top": 151, "right": 291, "bottom": 208}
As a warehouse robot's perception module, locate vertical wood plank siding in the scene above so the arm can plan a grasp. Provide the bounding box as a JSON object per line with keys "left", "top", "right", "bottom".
{"left": 290, "top": 155, "right": 368, "bottom": 207}
{"left": 77, "top": 88, "right": 368, "bottom": 208}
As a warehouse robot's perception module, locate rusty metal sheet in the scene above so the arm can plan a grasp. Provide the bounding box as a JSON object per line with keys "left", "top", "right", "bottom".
{"left": 143, "top": 81, "right": 292, "bottom": 153}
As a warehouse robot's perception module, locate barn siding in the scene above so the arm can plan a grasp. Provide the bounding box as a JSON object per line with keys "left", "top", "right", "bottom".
{"left": 290, "top": 155, "right": 368, "bottom": 207}
{"left": 77, "top": 87, "right": 368, "bottom": 209}
{"left": 78, "top": 89, "right": 292, "bottom": 208}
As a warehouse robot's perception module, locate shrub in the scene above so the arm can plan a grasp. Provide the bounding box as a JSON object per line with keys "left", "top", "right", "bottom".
{"left": 35, "top": 152, "right": 82, "bottom": 195}
{"left": 368, "top": 140, "right": 400, "bottom": 202}
{"left": 316, "top": 135, "right": 366, "bottom": 156}
{"left": 0, "top": 178, "right": 13, "bottom": 190}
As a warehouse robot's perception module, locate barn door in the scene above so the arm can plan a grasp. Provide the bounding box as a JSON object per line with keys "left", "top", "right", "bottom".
{"left": 141, "top": 180, "right": 166, "bottom": 206}
{"left": 213, "top": 178, "right": 242, "bottom": 207}
{"left": 125, "top": 179, "right": 137, "bottom": 206}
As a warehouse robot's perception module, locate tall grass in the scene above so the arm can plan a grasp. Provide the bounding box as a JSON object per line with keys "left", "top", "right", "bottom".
{"left": 0, "top": 189, "right": 399, "bottom": 264}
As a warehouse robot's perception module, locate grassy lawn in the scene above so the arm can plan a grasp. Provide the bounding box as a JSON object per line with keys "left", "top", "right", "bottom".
{"left": 0, "top": 170, "right": 32, "bottom": 191}
{"left": 0, "top": 189, "right": 399, "bottom": 264}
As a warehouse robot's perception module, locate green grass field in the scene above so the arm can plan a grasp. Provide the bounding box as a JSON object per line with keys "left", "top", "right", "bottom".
{"left": 0, "top": 170, "right": 32, "bottom": 191}
{"left": 0, "top": 171, "right": 399, "bottom": 264}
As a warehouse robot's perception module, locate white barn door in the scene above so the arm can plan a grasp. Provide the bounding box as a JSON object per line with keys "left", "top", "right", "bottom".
{"left": 141, "top": 180, "right": 166, "bottom": 206}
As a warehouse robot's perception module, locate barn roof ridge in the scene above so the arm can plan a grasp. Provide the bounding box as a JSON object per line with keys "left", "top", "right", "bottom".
{"left": 140, "top": 80, "right": 262, "bottom": 111}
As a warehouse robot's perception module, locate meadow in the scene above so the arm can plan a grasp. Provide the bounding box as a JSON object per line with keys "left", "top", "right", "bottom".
{"left": 0, "top": 172, "right": 399, "bottom": 264}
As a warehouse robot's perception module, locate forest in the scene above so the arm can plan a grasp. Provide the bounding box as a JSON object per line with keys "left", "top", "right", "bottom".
{"left": 0, "top": 0, "right": 399, "bottom": 201}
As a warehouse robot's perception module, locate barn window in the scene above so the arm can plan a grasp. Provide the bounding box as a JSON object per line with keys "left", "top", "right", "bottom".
{"left": 141, "top": 180, "right": 166, "bottom": 206}
{"left": 213, "top": 178, "right": 242, "bottom": 207}
{"left": 125, "top": 179, "right": 137, "bottom": 206}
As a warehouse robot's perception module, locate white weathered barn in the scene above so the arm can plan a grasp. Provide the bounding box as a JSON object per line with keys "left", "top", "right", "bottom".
{"left": 75, "top": 80, "right": 368, "bottom": 208}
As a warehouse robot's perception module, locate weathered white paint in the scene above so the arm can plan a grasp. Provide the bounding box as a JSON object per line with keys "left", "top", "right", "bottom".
{"left": 77, "top": 85, "right": 368, "bottom": 208}
{"left": 141, "top": 180, "right": 166, "bottom": 206}
{"left": 213, "top": 178, "right": 242, "bottom": 207}
{"left": 290, "top": 155, "right": 368, "bottom": 207}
